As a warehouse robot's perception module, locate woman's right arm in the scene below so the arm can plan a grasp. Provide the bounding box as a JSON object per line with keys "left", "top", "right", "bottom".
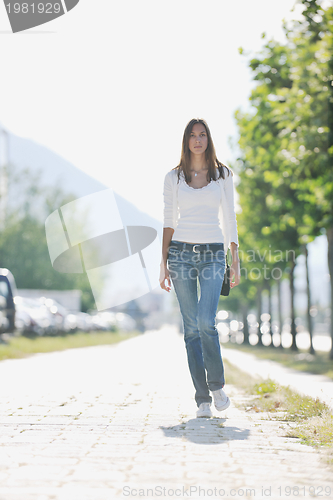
{"left": 161, "top": 227, "right": 174, "bottom": 266}
{"left": 160, "top": 228, "right": 174, "bottom": 292}
{"left": 160, "top": 173, "right": 175, "bottom": 291}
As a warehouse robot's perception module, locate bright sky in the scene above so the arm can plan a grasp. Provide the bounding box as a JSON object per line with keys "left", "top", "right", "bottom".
{"left": 0, "top": 0, "right": 308, "bottom": 222}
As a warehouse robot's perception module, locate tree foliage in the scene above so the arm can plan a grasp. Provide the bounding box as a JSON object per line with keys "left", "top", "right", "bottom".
{"left": 231, "top": 0, "right": 333, "bottom": 352}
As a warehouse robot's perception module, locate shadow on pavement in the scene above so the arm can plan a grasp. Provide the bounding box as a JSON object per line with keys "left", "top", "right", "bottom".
{"left": 160, "top": 418, "right": 250, "bottom": 444}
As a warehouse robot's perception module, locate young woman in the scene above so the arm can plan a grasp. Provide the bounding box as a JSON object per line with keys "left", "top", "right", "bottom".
{"left": 159, "top": 118, "right": 240, "bottom": 418}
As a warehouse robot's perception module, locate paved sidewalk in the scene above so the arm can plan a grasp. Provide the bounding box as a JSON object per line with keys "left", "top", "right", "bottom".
{"left": 0, "top": 326, "right": 332, "bottom": 500}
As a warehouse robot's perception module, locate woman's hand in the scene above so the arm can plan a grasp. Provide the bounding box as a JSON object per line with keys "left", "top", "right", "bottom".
{"left": 230, "top": 260, "right": 240, "bottom": 289}
{"left": 159, "top": 263, "right": 172, "bottom": 292}
{"left": 229, "top": 242, "right": 240, "bottom": 289}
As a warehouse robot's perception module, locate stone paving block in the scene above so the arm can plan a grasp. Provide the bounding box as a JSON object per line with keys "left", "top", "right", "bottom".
{"left": 9, "top": 435, "right": 54, "bottom": 445}
{"left": 67, "top": 417, "right": 111, "bottom": 426}
{"left": 69, "top": 464, "right": 126, "bottom": 482}
{"left": 0, "top": 416, "right": 43, "bottom": 424}
{"left": 28, "top": 456, "right": 79, "bottom": 466}
{"left": 57, "top": 486, "right": 121, "bottom": 500}
{"left": 38, "top": 417, "right": 77, "bottom": 425}
{"left": 4, "top": 463, "right": 67, "bottom": 479}
{"left": 41, "top": 443, "right": 91, "bottom": 454}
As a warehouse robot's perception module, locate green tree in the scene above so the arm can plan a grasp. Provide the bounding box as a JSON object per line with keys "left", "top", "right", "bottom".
{"left": 233, "top": 0, "right": 333, "bottom": 354}
{"left": 276, "top": 0, "right": 333, "bottom": 357}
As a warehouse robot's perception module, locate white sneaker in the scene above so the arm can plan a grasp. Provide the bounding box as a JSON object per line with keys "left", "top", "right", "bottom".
{"left": 212, "top": 388, "right": 230, "bottom": 411}
{"left": 196, "top": 402, "right": 213, "bottom": 418}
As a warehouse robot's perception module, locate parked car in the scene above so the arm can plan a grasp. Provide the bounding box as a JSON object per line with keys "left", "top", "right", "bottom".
{"left": 75, "top": 312, "right": 94, "bottom": 331}
{"left": 88, "top": 311, "right": 116, "bottom": 331}
{"left": 115, "top": 312, "right": 137, "bottom": 332}
{"left": 14, "top": 296, "right": 51, "bottom": 336}
{"left": 0, "top": 268, "right": 17, "bottom": 334}
{"left": 37, "top": 297, "right": 68, "bottom": 334}
{"left": 0, "top": 272, "right": 138, "bottom": 337}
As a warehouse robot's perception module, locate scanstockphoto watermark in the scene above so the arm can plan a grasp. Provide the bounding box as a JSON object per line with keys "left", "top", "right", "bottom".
{"left": 45, "top": 189, "right": 162, "bottom": 311}
{"left": 167, "top": 246, "right": 296, "bottom": 282}
{"left": 238, "top": 247, "right": 296, "bottom": 265}
{"left": 3, "top": 0, "right": 80, "bottom": 33}
{"left": 238, "top": 247, "right": 296, "bottom": 281}
{"left": 122, "top": 485, "right": 332, "bottom": 497}
{"left": 123, "top": 485, "right": 258, "bottom": 497}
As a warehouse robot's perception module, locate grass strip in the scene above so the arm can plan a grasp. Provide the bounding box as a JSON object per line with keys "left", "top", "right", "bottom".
{"left": 223, "top": 342, "right": 333, "bottom": 380}
{"left": 223, "top": 358, "right": 333, "bottom": 462}
{"left": 0, "top": 330, "right": 140, "bottom": 361}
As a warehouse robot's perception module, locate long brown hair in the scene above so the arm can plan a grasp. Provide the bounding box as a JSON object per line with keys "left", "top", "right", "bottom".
{"left": 172, "top": 118, "right": 232, "bottom": 184}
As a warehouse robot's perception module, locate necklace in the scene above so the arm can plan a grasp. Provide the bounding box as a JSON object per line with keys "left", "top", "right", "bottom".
{"left": 191, "top": 168, "right": 207, "bottom": 177}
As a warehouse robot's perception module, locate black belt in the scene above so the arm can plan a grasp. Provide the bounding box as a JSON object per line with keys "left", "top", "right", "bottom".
{"left": 170, "top": 240, "right": 224, "bottom": 253}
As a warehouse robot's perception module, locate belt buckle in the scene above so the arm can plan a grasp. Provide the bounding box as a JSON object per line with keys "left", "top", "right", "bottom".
{"left": 193, "top": 244, "right": 200, "bottom": 253}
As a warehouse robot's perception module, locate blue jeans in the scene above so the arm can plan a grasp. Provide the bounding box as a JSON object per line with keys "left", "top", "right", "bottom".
{"left": 167, "top": 240, "right": 226, "bottom": 407}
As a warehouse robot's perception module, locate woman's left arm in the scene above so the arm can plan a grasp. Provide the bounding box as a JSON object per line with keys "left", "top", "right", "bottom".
{"left": 224, "top": 171, "right": 240, "bottom": 288}
{"left": 230, "top": 242, "right": 240, "bottom": 288}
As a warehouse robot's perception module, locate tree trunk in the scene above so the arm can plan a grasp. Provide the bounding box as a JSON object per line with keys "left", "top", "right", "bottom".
{"left": 242, "top": 305, "right": 250, "bottom": 345}
{"left": 257, "top": 286, "right": 263, "bottom": 346}
{"left": 304, "top": 244, "right": 315, "bottom": 355}
{"left": 290, "top": 259, "right": 298, "bottom": 351}
{"left": 268, "top": 280, "right": 275, "bottom": 347}
{"left": 327, "top": 227, "right": 333, "bottom": 360}
{"left": 327, "top": 30, "right": 333, "bottom": 359}
{"left": 277, "top": 276, "right": 283, "bottom": 348}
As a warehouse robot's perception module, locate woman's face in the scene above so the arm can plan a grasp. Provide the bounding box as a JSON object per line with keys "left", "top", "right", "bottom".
{"left": 188, "top": 123, "right": 208, "bottom": 155}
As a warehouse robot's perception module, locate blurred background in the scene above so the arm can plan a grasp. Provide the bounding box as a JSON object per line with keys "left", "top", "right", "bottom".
{"left": 0, "top": 0, "right": 332, "bottom": 361}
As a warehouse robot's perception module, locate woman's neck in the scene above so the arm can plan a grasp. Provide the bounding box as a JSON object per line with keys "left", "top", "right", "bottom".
{"left": 190, "top": 154, "right": 207, "bottom": 172}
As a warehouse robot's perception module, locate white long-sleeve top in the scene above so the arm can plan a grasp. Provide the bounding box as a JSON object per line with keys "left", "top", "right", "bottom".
{"left": 163, "top": 167, "right": 239, "bottom": 249}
